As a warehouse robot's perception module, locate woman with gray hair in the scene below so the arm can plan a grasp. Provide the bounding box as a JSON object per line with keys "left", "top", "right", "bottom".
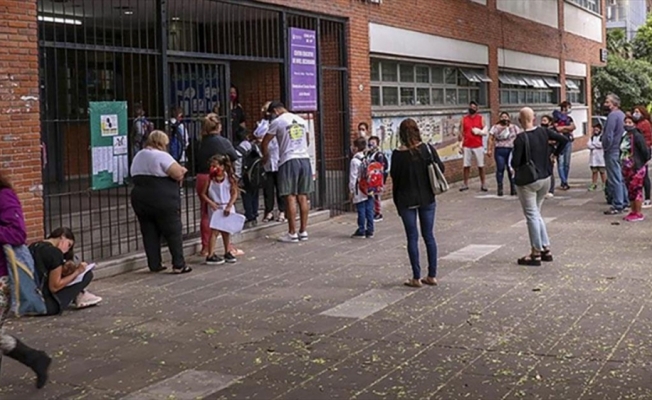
{"left": 511, "top": 108, "right": 568, "bottom": 266}
{"left": 130, "top": 131, "right": 191, "bottom": 274}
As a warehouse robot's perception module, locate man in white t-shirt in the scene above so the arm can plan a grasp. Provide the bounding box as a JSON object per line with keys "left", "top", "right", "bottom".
{"left": 262, "top": 101, "right": 314, "bottom": 243}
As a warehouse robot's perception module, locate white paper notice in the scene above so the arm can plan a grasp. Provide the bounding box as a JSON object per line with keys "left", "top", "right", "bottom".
{"left": 104, "top": 147, "right": 113, "bottom": 173}
{"left": 209, "top": 211, "right": 246, "bottom": 234}
{"left": 66, "top": 263, "right": 96, "bottom": 287}
{"left": 92, "top": 148, "right": 101, "bottom": 175}
{"left": 113, "top": 135, "right": 128, "bottom": 155}
{"left": 112, "top": 157, "right": 119, "bottom": 183}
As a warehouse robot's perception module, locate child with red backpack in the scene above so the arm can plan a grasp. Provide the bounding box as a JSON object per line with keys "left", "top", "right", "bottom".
{"left": 349, "top": 137, "right": 384, "bottom": 239}
{"left": 367, "top": 136, "right": 387, "bottom": 221}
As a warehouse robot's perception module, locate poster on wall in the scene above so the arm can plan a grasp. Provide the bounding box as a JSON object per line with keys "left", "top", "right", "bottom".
{"left": 371, "top": 112, "right": 491, "bottom": 170}
{"left": 170, "top": 68, "right": 221, "bottom": 116}
{"left": 298, "top": 113, "right": 317, "bottom": 181}
{"left": 288, "top": 28, "right": 318, "bottom": 111}
{"left": 90, "top": 101, "right": 129, "bottom": 190}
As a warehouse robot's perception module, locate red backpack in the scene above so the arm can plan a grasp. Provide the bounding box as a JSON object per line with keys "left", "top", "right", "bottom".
{"left": 357, "top": 154, "right": 384, "bottom": 195}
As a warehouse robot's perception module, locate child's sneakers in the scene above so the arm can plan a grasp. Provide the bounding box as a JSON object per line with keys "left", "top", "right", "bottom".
{"left": 643, "top": 200, "right": 652, "bottom": 209}
{"left": 588, "top": 184, "right": 597, "bottom": 191}
{"left": 623, "top": 212, "right": 645, "bottom": 222}
{"left": 206, "top": 254, "right": 225, "bottom": 265}
{"left": 224, "top": 252, "right": 237, "bottom": 264}
{"left": 351, "top": 230, "right": 366, "bottom": 239}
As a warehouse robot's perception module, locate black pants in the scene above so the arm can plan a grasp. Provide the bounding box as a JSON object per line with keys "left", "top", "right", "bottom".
{"left": 132, "top": 200, "right": 185, "bottom": 271}
{"left": 45, "top": 271, "right": 93, "bottom": 315}
{"left": 263, "top": 171, "right": 285, "bottom": 215}
{"left": 644, "top": 167, "right": 651, "bottom": 201}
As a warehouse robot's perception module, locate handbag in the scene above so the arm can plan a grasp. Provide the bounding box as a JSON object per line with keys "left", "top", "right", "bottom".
{"left": 423, "top": 144, "right": 449, "bottom": 195}
{"left": 514, "top": 132, "right": 539, "bottom": 186}
{"left": 3, "top": 244, "right": 48, "bottom": 317}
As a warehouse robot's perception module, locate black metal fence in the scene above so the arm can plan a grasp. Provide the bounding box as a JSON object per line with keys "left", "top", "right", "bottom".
{"left": 37, "top": 0, "right": 349, "bottom": 261}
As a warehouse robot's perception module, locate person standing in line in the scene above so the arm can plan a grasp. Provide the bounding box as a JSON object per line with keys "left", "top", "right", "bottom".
{"left": 358, "top": 122, "right": 370, "bottom": 138}
{"left": 254, "top": 102, "right": 286, "bottom": 223}
{"left": 552, "top": 101, "right": 576, "bottom": 191}
{"left": 487, "top": 112, "right": 520, "bottom": 196}
{"left": 540, "top": 115, "right": 557, "bottom": 199}
{"left": 587, "top": 123, "right": 607, "bottom": 191}
{"left": 168, "top": 106, "right": 188, "bottom": 165}
{"left": 130, "top": 131, "right": 191, "bottom": 274}
{"left": 262, "top": 101, "right": 314, "bottom": 243}
{"left": 511, "top": 108, "right": 568, "bottom": 266}
{"left": 234, "top": 127, "right": 261, "bottom": 228}
{"left": 349, "top": 137, "right": 375, "bottom": 239}
{"left": 0, "top": 171, "right": 52, "bottom": 389}
{"left": 391, "top": 119, "right": 444, "bottom": 288}
{"left": 131, "top": 103, "right": 153, "bottom": 161}
{"left": 459, "top": 101, "right": 488, "bottom": 192}
{"left": 620, "top": 115, "right": 651, "bottom": 222}
{"left": 632, "top": 106, "right": 652, "bottom": 208}
{"left": 367, "top": 136, "right": 387, "bottom": 221}
{"left": 229, "top": 85, "right": 246, "bottom": 138}
{"left": 602, "top": 94, "right": 629, "bottom": 215}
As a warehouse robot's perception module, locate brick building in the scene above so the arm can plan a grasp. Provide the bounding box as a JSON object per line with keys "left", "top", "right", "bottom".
{"left": 1, "top": 0, "right": 606, "bottom": 261}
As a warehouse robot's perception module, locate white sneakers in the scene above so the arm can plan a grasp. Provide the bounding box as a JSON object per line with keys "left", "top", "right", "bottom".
{"left": 278, "top": 231, "right": 308, "bottom": 243}
{"left": 74, "top": 291, "right": 102, "bottom": 309}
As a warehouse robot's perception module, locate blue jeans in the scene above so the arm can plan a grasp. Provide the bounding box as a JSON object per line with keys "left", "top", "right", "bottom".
{"left": 494, "top": 147, "right": 514, "bottom": 187}
{"left": 399, "top": 202, "right": 438, "bottom": 280}
{"left": 605, "top": 151, "right": 629, "bottom": 210}
{"left": 516, "top": 177, "right": 551, "bottom": 251}
{"left": 242, "top": 187, "right": 259, "bottom": 222}
{"left": 355, "top": 197, "right": 374, "bottom": 235}
{"left": 557, "top": 142, "right": 572, "bottom": 185}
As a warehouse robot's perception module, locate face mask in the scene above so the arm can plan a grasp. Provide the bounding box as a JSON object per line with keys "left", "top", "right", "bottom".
{"left": 468, "top": 108, "right": 477, "bottom": 115}
{"left": 603, "top": 105, "right": 612, "bottom": 112}
{"left": 625, "top": 125, "right": 636, "bottom": 132}
{"left": 499, "top": 120, "right": 509, "bottom": 126}
{"left": 230, "top": 93, "right": 237, "bottom": 101}
{"left": 209, "top": 166, "right": 224, "bottom": 179}
{"left": 369, "top": 142, "right": 377, "bottom": 149}
{"left": 566, "top": 109, "right": 572, "bottom": 115}
{"left": 541, "top": 123, "right": 549, "bottom": 128}
{"left": 633, "top": 112, "right": 642, "bottom": 121}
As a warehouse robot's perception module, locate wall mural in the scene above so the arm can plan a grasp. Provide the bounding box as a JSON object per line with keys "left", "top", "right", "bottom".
{"left": 371, "top": 112, "right": 490, "bottom": 169}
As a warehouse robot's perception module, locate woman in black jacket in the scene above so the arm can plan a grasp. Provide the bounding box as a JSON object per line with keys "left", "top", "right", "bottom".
{"left": 621, "top": 115, "right": 651, "bottom": 222}
{"left": 511, "top": 108, "right": 568, "bottom": 267}
{"left": 391, "top": 118, "right": 445, "bottom": 288}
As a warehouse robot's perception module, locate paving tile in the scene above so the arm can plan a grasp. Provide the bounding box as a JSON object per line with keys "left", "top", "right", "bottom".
{"left": 120, "top": 369, "right": 240, "bottom": 400}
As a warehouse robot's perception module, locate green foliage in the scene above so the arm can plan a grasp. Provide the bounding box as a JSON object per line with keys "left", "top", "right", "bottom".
{"left": 632, "top": 15, "right": 652, "bottom": 61}
{"left": 591, "top": 54, "right": 652, "bottom": 112}
{"left": 607, "top": 29, "right": 632, "bottom": 59}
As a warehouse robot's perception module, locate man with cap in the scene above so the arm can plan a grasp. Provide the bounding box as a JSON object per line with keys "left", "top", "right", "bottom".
{"left": 262, "top": 101, "right": 313, "bottom": 243}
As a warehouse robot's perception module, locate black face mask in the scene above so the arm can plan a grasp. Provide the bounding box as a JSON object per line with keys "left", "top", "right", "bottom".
{"left": 499, "top": 120, "right": 509, "bottom": 126}
{"left": 541, "top": 123, "right": 549, "bottom": 128}
{"left": 468, "top": 108, "right": 477, "bottom": 115}
{"left": 602, "top": 105, "right": 611, "bottom": 112}
{"left": 625, "top": 125, "right": 637, "bottom": 132}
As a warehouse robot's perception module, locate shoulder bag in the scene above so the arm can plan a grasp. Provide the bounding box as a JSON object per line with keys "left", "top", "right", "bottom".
{"left": 514, "top": 132, "right": 539, "bottom": 186}
{"left": 423, "top": 144, "right": 449, "bottom": 195}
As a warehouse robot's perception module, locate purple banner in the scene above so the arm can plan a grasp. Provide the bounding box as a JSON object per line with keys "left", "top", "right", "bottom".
{"left": 289, "top": 28, "right": 318, "bottom": 111}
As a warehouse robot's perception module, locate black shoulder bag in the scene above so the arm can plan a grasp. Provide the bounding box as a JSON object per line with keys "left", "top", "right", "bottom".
{"left": 514, "top": 132, "right": 539, "bottom": 186}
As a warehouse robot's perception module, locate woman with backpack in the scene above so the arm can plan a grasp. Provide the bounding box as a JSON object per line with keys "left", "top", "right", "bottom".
{"left": 391, "top": 119, "right": 445, "bottom": 288}
{"left": 0, "top": 170, "right": 51, "bottom": 389}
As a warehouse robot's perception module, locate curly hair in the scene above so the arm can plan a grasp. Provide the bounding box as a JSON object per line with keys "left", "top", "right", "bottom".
{"left": 633, "top": 105, "right": 651, "bottom": 122}
{"left": 202, "top": 113, "right": 222, "bottom": 136}
{"left": 209, "top": 155, "right": 238, "bottom": 188}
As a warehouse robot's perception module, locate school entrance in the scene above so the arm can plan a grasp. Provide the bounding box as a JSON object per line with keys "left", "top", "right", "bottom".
{"left": 38, "top": 0, "right": 350, "bottom": 261}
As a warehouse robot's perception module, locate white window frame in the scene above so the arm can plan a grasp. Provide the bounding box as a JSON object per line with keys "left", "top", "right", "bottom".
{"left": 565, "top": 77, "right": 586, "bottom": 105}
{"left": 567, "top": 0, "right": 600, "bottom": 15}
{"left": 499, "top": 71, "right": 561, "bottom": 106}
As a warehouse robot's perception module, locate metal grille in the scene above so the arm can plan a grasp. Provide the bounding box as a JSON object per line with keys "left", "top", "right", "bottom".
{"left": 37, "top": 0, "right": 349, "bottom": 261}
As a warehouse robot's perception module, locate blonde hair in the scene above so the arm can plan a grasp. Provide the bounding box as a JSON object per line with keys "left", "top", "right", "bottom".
{"left": 202, "top": 113, "right": 222, "bottom": 136}
{"left": 145, "top": 130, "right": 169, "bottom": 151}
{"left": 261, "top": 101, "right": 271, "bottom": 113}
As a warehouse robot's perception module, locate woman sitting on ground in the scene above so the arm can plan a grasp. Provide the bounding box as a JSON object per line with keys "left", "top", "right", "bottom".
{"left": 29, "top": 228, "right": 102, "bottom": 315}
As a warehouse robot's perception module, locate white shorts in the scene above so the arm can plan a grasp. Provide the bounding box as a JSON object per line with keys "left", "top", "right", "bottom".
{"left": 463, "top": 147, "right": 485, "bottom": 168}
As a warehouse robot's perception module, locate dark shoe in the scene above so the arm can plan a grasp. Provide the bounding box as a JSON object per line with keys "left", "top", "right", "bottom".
{"left": 150, "top": 265, "right": 167, "bottom": 273}
{"left": 510, "top": 185, "right": 517, "bottom": 196}
{"left": 365, "top": 232, "right": 375, "bottom": 239}
{"left": 497, "top": 183, "right": 504, "bottom": 197}
{"left": 459, "top": 186, "right": 469, "bottom": 192}
{"left": 351, "top": 230, "right": 366, "bottom": 239}
{"left": 172, "top": 265, "right": 193, "bottom": 274}
{"left": 374, "top": 214, "right": 383, "bottom": 222}
{"left": 205, "top": 255, "right": 225, "bottom": 265}
{"left": 5, "top": 340, "right": 51, "bottom": 389}
{"left": 517, "top": 254, "right": 542, "bottom": 267}
{"left": 224, "top": 252, "right": 237, "bottom": 264}
{"left": 541, "top": 250, "right": 553, "bottom": 262}
{"left": 481, "top": 186, "right": 489, "bottom": 192}
{"left": 604, "top": 208, "right": 623, "bottom": 215}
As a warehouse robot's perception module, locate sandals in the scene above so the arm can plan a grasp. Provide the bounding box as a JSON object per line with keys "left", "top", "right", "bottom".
{"left": 517, "top": 254, "right": 542, "bottom": 267}
{"left": 541, "top": 249, "right": 553, "bottom": 262}
{"left": 404, "top": 279, "right": 423, "bottom": 288}
{"left": 172, "top": 265, "right": 193, "bottom": 274}
{"left": 421, "top": 277, "right": 438, "bottom": 286}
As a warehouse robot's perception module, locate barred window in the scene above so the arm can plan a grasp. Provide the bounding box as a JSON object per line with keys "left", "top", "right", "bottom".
{"left": 499, "top": 72, "right": 561, "bottom": 106}
{"left": 567, "top": 0, "right": 600, "bottom": 14}
{"left": 566, "top": 78, "right": 586, "bottom": 105}
{"left": 370, "top": 58, "right": 490, "bottom": 108}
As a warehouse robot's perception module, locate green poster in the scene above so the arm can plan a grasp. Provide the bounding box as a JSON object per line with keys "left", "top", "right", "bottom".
{"left": 89, "top": 101, "right": 129, "bottom": 190}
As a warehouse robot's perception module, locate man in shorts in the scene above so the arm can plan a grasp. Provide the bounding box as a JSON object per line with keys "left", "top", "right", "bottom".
{"left": 459, "top": 101, "right": 488, "bottom": 192}
{"left": 262, "top": 101, "right": 314, "bottom": 243}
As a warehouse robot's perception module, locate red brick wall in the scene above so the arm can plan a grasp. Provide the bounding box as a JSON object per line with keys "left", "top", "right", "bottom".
{"left": 0, "top": 0, "right": 42, "bottom": 242}
{"left": 231, "top": 61, "right": 282, "bottom": 132}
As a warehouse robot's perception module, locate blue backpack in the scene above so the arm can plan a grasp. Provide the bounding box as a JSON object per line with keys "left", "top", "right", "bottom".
{"left": 3, "top": 244, "right": 47, "bottom": 316}
{"left": 169, "top": 121, "right": 185, "bottom": 162}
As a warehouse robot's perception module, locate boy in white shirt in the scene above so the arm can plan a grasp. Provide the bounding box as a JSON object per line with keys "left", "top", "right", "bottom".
{"left": 349, "top": 137, "right": 375, "bottom": 239}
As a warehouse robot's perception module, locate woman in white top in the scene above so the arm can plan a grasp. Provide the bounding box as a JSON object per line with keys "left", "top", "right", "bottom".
{"left": 254, "top": 102, "right": 286, "bottom": 223}
{"left": 201, "top": 155, "right": 239, "bottom": 265}
{"left": 130, "top": 131, "right": 191, "bottom": 274}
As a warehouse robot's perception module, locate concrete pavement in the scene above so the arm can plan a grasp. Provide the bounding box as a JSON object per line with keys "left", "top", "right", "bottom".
{"left": 2, "top": 150, "right": 652, "bottom": 400}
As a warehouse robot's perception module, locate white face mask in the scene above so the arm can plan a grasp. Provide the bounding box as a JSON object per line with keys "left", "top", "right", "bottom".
{"left": 359, "top": 130, "right": 367, "bottom": 136}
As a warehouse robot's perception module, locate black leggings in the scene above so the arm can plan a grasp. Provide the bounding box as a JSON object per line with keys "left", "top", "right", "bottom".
{"left": 132, "top": 200, "right": 185, "bottom": 271}
{"left": 644, "top": 167, "right": 651, "bottom": 201}
{"left": 45, "top": 271, "right": 93, "bottom": 315}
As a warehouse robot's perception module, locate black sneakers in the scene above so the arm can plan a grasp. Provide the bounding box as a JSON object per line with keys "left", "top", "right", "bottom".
{"left": 224, "top": 252, "right": 237, "bottom": 264}
{"left": 206, "top": 254, "right": 225, "bottom": 265}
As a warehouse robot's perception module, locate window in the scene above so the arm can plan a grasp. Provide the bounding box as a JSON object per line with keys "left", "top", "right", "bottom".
{"left": 498, "top": 72, "right": 560, "bottom": 105}
{"left": 566, "top": 78, "right": 586, "bottom": 105}
{"left": 567, "top": 0, "right": 600, "bottom": 14}
{"left": 370, "top": 59, "right": 490, "bottom": 108}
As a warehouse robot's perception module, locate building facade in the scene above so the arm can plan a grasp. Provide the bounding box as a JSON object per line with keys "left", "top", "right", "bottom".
{"left": 606, "top": 0, "right": 652, "bottom": 40}
{"left": 1, "top": 0, "right": 606, "bottom": 261}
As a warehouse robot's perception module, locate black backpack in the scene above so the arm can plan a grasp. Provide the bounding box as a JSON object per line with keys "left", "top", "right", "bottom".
{"left": 236, "top": 143, "right": 266, "bottom": 188}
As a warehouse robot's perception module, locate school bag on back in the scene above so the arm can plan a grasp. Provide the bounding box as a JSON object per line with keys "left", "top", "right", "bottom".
{"left": 3, "top": 244, "right": 47, "bottom": 317}
{"left": 357, "top": 154, "right": 384, "bottom": 195}
{"left": 169, "top": 121, "right": 184, "bottom": 162}
{"left": 237, "top": 143, "right": 266, "bottom": 189}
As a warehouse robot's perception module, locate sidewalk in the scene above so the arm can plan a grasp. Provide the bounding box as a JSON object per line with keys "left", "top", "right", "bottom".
{"left": 2, "top": 150, "right": 652, "bottom": 400}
